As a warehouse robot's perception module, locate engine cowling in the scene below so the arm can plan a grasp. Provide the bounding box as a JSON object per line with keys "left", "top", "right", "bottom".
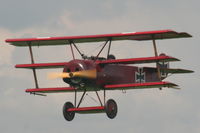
{"left": 63, "top": 60, "right": 96, "bottom": 88}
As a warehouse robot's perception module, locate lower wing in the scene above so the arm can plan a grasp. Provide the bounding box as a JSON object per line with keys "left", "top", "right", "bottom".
{"left": 26, "top": 87, "right": 79, "bottom": 94}
{"left": 104, "top": 81, "right": 178, "bottom": 90}
{"left": 25, "top": 81, "right": 178, "bottom": 95}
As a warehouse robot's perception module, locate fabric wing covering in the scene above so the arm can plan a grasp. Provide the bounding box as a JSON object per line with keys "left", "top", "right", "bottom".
{"left": 6, "top": 30, "right": 192, "bottom": 47}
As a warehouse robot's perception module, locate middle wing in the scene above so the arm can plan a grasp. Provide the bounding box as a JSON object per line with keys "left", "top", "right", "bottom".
{"left": 15, "top": 55, "right": 179, "bottom": 69}
{"left": 96, "top": 55, "right": 179, "bottom": 65}
{"left": 15, "top": 62, "right": 68, "bottom": 69}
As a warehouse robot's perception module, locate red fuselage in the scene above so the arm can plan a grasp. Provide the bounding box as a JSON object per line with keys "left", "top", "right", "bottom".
{"left": 63, "top": 59, "right": 160, "bottom": 91}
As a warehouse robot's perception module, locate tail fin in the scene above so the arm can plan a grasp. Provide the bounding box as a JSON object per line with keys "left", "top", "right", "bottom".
{"left": 158, "top": 53, "right": 169, "bottom": 79}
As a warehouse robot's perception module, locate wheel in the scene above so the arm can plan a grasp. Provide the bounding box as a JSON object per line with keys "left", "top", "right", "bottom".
{"left": 63, "top": 102, "right": 75, "bottom": 121}
{"left": 105, "top": 99, "right": 118, "bottom": 119}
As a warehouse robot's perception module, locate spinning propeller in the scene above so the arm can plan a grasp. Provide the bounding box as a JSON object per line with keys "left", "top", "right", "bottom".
{"left": 48, "top": 69, "right": 97, "bottom": 79}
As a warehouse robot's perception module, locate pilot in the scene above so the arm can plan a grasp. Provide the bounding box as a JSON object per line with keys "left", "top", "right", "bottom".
{"left": 107, "top": 54, "right": 116, "bottom": 60}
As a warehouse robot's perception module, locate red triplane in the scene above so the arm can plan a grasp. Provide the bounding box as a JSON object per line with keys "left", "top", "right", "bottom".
{"left": 6, "top": 30, "right": 193, "bottom": 121}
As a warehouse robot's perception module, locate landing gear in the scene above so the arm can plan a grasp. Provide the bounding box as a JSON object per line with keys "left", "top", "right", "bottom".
{"left": 105, "top": 99, "right": 118, "bottom": 119}
{"left": 62, "top": 90, "right": 118, "bottom": 121}
{"left": 63, "top": 102, "right": 75, "bottom": 121}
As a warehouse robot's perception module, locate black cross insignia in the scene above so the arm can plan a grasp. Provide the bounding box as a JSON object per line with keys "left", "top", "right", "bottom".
{"left": 135, "top": 67, "right": 145, "bottom": 83}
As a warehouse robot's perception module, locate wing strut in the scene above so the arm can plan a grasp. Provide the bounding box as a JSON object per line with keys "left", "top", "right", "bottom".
{"left": 69, "top": 41, "right": 75, "bottom": 60}
{"left": 95, "top": 39, "right": 112, "bottom": 61}
{"left": 69, "top": 41, "right": 84, "bottom": 59}
{"left": 28, "top": 44, "right": 39, "bottom": 88}
{"left": 152, "top": 37, "right": 162, "bottom": 89}
{"left": 152, "top": 39, "right": 158, "bottom": 57}
{"left": 107, "top": 39, "right": 112, "bottom": 59}
{"left": 72, "top": 42, "right": 84, "bottom": 57}
{"left": 95, "top": 40, "right": 109, "bottom": 60}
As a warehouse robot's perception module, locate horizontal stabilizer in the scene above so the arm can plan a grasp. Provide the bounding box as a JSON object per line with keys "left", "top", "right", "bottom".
{"left": 104, "top": 81, "right": 178, "bottom": 90}
{"left": 26, "top": 87, "right": 78, "bottom": 93}
{"left": 15, "top": 62, "right": 67, "bottom": 69}
{"left": 96, "top": 55, "right": 179, "bottom": 65}
{"left": 160, "top": 68, "right": 194, "bottom": 74}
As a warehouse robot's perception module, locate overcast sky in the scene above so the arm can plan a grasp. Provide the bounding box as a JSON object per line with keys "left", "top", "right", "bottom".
{"left": 0, "top": 0, "right": 200, "bottom": 133}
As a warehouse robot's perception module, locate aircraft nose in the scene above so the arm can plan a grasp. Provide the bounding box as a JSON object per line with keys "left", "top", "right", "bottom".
{"left": 69, "top": 72, "right": 74, "bottom": 78}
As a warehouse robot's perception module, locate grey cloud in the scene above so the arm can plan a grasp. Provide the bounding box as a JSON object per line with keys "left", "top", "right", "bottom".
{"left": 0, "top": 0, "right": 128, "bottom": 30}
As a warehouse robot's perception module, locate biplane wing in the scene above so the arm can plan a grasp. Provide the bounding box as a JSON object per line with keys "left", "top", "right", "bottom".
{"left": 96, "top": 55, "right": 179, "bottom": 65}
{"left": 25, "top": 82, "right": 177, "bottom": 94}
{"left": 6, "top": 30, "right": 192, "bottom": 47}
{"left": 104, "top": 81, "right": 178, "bottom": 90}
{"left": 26, "top": 87, "right": 78, "bottom": 93}
{"left": 15, "top": 62, "right": 67, "bottom": 69}
{"left": 15, "top": 55, "right": 179, "bottom": 69}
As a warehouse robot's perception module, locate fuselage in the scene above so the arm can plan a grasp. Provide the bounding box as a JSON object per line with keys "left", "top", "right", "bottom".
{"left": 63, "top": 59, "right": 160, "bottom": 91}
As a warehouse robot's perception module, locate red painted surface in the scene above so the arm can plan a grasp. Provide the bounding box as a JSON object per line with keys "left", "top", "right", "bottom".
{"left": 104, "top": 81, "right": 177, "bottom": 89}
{"left": 61, "top": 59, "right": 177, "bottom": 90}
{"left": 15, "top": 62, "right": 67, "bottom": 69}
{"left": 26, "top": 87, "right": 76, "bottom": 93}
{"left": 23, "top": 59, "right": 181, "bottom": 93}
{"left": 68, "top": 106, "right": 105, "bottom": 112}
{"left": 5, "top": 30, "right": 173, "bottom": 42}
{"left": 15, "top": 55, "right": 179, "bottom": 69}
{"left": 6, "top": 30, "right": 192, "bottom": 46}
{"left": 96, "top": 55, "right": 179, "bottom": 65}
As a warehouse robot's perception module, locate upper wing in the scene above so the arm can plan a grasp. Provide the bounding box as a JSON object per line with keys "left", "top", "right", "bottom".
{"left": 6, "top": 30, "right": 192, "bottom": 47}
{"left": 96, "top": 55, "right": 179, "bottom": 65}
{"left": 104, "top": 81, "right": 178, "bottom": 90}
